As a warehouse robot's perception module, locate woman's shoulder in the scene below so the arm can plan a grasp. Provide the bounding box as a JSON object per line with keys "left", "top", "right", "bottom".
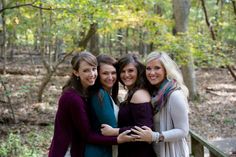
{"left": 168, "top": 90, "right": 188, "bottom": 108}
{"left": 98, "top": 88, "right": 108, "bottom": 95}
{"left": 90, "top": 88, "right": 110, "bottom": 102}
{"left": 130, "top": 89, "right": 151, "bottom": 104}
{"left": 91, "top": 88, "right": 109, "bottom": 97}
{"left": 61, "top": 88, "right": 76, "bottom": 96}
{"left": 169, "top": 90, "right": 185, "bottom": 100}
{"left": 61, "top": 88, "right": 84, "bottom": 102}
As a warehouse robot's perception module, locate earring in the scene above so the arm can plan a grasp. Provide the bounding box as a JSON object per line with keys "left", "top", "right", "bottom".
{"left": 77, "top": 76, "right": 80, "bottom": 80}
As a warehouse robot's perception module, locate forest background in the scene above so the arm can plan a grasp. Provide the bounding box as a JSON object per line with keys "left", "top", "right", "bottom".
{"left": 0, "top": 0, "right": 236, "bottom": 156}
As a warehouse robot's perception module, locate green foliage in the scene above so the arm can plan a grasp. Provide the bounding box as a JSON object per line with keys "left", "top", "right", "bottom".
{"left": 0, "top": 133, "right": 21, "bottom": 156}
{"left": 2, "top": 0, "right": 236, "bottom": 66}
{"left": 0, "top": 125, "right": 53, "bottom": 157}
{"left": 223, "top": 118, "right": 235, "bottom": 125}
{"left": 1, "top": 78, "right": 33, "bottom": 99}
{"left": 188, "top": 0, "right": 236, "bottom": 67}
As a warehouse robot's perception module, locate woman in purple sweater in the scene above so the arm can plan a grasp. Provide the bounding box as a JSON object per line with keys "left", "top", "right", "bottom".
{"left": 101, "top": 54, "right": 155, "bottom": 157}
{"left": 48, "top": 51, "right": 132, "bottom": 157}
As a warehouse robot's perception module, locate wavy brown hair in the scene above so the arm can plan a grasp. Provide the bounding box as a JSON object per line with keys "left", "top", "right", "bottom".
{"left": 63, "top": 51, "right": 97, "bottom": 97}
{"left": 117, "top": 53, "right": 149, "bottom": 102}
{"left": 90, "top": 54, "right": 119, "bottom": 104}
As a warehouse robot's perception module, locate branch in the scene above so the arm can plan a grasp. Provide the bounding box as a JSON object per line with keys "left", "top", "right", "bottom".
{"left": 52, "top": 50, "right": 74, "bottom": 72}
{"left": 200, "top": 0, "right": 216, "bottom": 40}
{"left": 77, "top": 23, "right": 98, "bottom": 50}
{"left": 0, "top": 1, "right": 53, "bottom": 13}
{"left": 226, "top": 65, "right": 236, "bottom": 81}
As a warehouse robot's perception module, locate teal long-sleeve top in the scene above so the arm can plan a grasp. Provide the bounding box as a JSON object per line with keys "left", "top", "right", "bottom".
{"left": 85, "top": 88, "right": 118, "bottom": 157}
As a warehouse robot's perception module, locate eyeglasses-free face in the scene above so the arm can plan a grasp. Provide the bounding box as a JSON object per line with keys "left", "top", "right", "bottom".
{"left": 120, "top": 63, "right": 138, "bottom": 89}
{"left": 99, "top": 63, "right": 117, "bottom": 92}
{"left": 146, "top": 59, "right": 166, "bottom": 87}
{"left": 74, "top": 60, "right": 97, "bottom": 89}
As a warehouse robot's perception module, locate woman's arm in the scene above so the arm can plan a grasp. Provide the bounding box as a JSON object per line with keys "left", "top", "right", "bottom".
{"left": 130, "top": 91, "right": 189, "bottom": 143}
{"left": 119, "top": 89, "right": 153, "bottom": 133}
{"left": 65, "top": 91, "right": 132, "bottom": 144}
{"left": 161, "top": 90, "right": 189, "bottom": 142}
{"left": 101, "top": 89, "right": 153, "bottom": 136}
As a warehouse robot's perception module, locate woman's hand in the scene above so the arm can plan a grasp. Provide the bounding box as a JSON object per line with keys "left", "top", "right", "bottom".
{"left": 117, "top": 130, "right": 134, "bottom": 144}
{"left": 131, "top": 126, "right": 153, "bottom": 143}
{"left": 101, "top": 124, "right": 119, "bottom": 136}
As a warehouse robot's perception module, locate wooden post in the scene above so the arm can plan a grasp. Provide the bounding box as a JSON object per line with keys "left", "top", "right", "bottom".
{"left": 210, "top": 152, "right": 217, "bottom": 157}
{"left": 191, "top": 135, "right": 204, "bottom": 157}
{"left": 190, "top": 130, "right": 228, "bottom": 157}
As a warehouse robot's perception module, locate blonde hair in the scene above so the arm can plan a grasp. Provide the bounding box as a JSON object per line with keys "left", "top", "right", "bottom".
{"left": 146, "top": 51, "right": 189, "bottom": 98}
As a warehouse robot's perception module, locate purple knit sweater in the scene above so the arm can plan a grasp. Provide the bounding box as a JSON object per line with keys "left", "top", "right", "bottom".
{"left": 48, "top": 88, "right": 117, "bottom": 157}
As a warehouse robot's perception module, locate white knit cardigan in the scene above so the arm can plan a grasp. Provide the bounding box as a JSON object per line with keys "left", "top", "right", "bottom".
{"left": 153, "top": 90, "right": 189, "bottom": 157}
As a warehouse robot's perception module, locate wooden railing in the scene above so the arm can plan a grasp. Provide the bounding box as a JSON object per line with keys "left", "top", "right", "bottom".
{"left": 190, "top": 130, "right": 228, "bottom": 157}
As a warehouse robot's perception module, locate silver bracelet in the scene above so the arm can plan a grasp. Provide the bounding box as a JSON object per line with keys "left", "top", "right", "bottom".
{"left": 151, "top": 132, "right": 160, "bottom": 143}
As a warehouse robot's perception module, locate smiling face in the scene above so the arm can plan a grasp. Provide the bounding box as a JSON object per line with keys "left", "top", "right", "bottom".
{"left": 146, "top": 59, "right": 166, "bottom": 87}
{"left": 99, "top": 63, "right": 117, "bottom": 92}
{"left": 74, "top": 60, "right": 97, "bottom": 89}
{"left": 120, "top": 63, "right": 137, "bottom": 89}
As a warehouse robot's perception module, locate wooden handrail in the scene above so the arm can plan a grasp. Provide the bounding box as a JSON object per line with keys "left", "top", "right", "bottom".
{"left": 190, "top": 130, "right": 228, "bottom": 157}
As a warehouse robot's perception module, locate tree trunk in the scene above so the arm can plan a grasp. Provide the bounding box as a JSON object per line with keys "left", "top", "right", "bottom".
{"left": 226, "top": 65, "right": 236, "bottom": 81}
{"left": 8, "top": 29, "right": 16, "bottom": 61}
{"left": 117, "top": 29, "right": 123, "bottom": 56}
{"left": 78, "top": 23, "right": 98, "bottom": 51}
{"left": 37, "top": 71, "right": 53, "bottom": 102}
{"left": 34, "top": 29, "right": 40, "bottom": 51}
{"left": 37, "top": 3, "right": 51, "bottom": 102}
{"left": 108, "top": 33, "right": 113, "bottom": 55}
{"left": 0, "top": 0, "right": 6, "bottom": 74}
{"left": 139, "top": 31, "right": 149, "bottom": 56}
{"left": 54, "top": 36, "right": 63, "bottom": 62}
{"left": 48, "top": 11, "right": 53, "bottom": 68}
{"left": 181, "top": 55, "right": 198, "bottom": 98}
{"left": 154, "top": 3, "right": 163, "bottom": 15}
{"left": 232, "top": 1, "right": 236, "bottom": 16}
{"left": 125, "top": 28, "right": 129, "bottom": 54}
{"left": 0, "top": 0, "right": 3, "bottom": 58}
{"left": 172, "top": 0, "right": 189, "bottom": 32}
{"left": 89, "top": 24, "right": 100, "bottom": 56}
{"left": 172, "top": 0, "right": 198, "bottom": 99}
{"left": 37, "top": 50, "right": 74, "bottom": 102}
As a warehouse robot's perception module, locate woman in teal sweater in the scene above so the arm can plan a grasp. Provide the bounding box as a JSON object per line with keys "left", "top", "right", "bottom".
{"left": 85, "top": 54, "right": 119, "bottom": 157}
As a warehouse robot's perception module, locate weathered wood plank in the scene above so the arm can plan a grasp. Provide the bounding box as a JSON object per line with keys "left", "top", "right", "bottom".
{"left": 191, "top": 135, "right": 204, "bottom": 157}
{"left": 190, "top": 130, "right": 228, "bottom": 157}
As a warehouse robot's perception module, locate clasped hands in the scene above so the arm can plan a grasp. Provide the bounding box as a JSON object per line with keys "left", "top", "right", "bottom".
{"left": 101, "top": 124, "right": 155, "bottom": 144}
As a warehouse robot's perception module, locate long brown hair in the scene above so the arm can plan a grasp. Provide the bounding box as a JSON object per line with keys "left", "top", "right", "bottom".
{"left": 90, "top": 54, "right": 119, "bottom": 104}
{"left": 63, "top": 51, "right": 97, "bottom": 97}
{"left": 117, "top": 53, "right": 148, "bottom": 102}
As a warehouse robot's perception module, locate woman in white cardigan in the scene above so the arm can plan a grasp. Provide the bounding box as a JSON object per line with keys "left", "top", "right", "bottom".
{"left": 131, "top": 51, "right": 189, "bottom": 157}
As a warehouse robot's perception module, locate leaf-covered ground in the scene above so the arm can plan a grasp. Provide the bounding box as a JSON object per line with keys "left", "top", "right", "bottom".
{"left": 190, "top": 68, "right": 236, "bottom": 139}
{"left": 0, "top": 65, "right": 236, "bottom": 155}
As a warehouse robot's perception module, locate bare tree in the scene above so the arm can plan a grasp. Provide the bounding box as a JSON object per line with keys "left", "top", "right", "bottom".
{"left": 37, "top": 22, "right": 98, "bottom": 102}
